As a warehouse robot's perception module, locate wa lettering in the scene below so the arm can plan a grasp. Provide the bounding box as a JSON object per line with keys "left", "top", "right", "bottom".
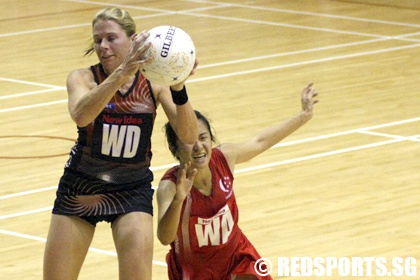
{"left": 101, "top": 124, "right": 141, "bottom": 158}
{"left": 195, "top": 206, "right": 234, "bottom": 247}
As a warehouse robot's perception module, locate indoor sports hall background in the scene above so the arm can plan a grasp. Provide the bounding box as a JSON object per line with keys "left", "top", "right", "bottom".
{"left": 1, "top": 0, "right": 419, "bottom": 279}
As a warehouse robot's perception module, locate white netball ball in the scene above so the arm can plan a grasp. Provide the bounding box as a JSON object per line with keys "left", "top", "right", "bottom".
{"left": 141, "top": 26, "right": 196, "bottom": 86}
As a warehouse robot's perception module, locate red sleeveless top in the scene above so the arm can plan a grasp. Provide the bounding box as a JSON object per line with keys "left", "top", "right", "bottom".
{"left": 161, "top": 148, "right": 272, "bottom": 280}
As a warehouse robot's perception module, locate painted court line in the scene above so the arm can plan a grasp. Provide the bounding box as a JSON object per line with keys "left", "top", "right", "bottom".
{"left": 198, "top": 38, "right": 389, "bottom": 69}
{"left": 0, "top": 186, "right": 57, "bottom": 200}
{"left": 235, "top": 138, "right": 404, "bottom": 174}
{"left": 0, "top": 88, "right": 64, "bottom": 100}
{"left": 0, "top": 100, "right": 68, "bottom": 113}
{"left": 188, "top": 43, "right": 420, "bottom": 83}
{"left": 0, "top": 207, "right": 52, "bottom": 220}
{"left": 273, "top": 117, "right": 420, "bottom": 148}
{"left": 0, "top": 228, "right": 167, "bottom": 266}
{"left": 187, "top": 0, "right": 420, "bottom": 28}
{"left": 0, "top": 77, "right": 65, "bottom": 89}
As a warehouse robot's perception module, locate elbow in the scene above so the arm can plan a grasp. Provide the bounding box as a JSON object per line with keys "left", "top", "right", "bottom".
{"left": 70, "top": 111, "right": 92, "bottom": 128}
{"left": 68, "top": 100, "right": 97, "bottom": 127}
{"left": 72, "top": 116, "right": 90, "bottom": 128}
{"left": 158, "top": 238, "right": 172, "bottom": 246}
{"left": 157, "top": 232, "right": 174, "bottom": 246}
{"left": 157, "top": 226, "right": 175, "bottom": 246}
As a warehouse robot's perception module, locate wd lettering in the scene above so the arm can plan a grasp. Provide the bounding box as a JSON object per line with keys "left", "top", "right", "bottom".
{"left": 102, "top": 124, "right": 141, "bottom": 158}
{"left": 195, "top": 204, "right": 234, "bottom": 247}
{"left": 91, "top": 113, "right": 153, "bottom": 164}
{"left": 161, "top": 26, "right": 177, "bottom": 57}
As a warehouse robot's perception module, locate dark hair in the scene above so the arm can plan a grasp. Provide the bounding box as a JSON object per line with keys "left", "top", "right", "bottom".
{"left": 164, "top": 110, "right": 216, "bottom": 158}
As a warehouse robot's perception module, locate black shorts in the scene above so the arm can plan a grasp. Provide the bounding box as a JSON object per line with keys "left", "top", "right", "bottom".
{"left": 52, "top": 169, "right": 154, "bottom": 226}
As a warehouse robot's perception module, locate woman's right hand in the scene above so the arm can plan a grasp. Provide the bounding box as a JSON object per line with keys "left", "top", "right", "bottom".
{"left": 174, "top": 162, "right": 196, "bottom": 202}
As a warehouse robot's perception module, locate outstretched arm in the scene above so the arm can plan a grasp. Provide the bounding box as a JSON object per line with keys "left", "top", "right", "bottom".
{"left": 155, "top": 60, "right": 199, "bottom": 145}
{"left": 157, "top": 163, "right": 197, "bottom": 245}
{"left": 220, "top": 82, "right": 319, "bottom": 168}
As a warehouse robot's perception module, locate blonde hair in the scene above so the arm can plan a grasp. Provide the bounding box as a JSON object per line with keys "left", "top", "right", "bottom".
{"left": 84, "top": 7, "right": 136, "bottom": 56}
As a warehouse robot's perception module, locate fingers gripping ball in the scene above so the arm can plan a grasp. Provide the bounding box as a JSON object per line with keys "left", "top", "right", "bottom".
{"left": 141, "top": 26, "right": 196, "bottom": 86}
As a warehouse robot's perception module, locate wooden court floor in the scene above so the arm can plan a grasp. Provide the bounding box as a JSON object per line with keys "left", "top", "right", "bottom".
{"left": 0, "top": 0, "right": 419, "bottom": 279}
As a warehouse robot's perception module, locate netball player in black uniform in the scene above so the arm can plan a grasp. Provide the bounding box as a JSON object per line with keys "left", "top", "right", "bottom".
{"left": 43, "top": 8, "right": 197, "bottom": 280}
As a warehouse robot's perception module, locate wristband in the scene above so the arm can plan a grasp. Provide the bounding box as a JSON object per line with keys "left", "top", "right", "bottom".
{"left": 170, "top": 86, "right": 188, "bottom": 105}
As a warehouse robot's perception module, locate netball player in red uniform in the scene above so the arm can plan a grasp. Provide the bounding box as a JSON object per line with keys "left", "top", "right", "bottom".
{"left": 157, "top": 83, "right": 318, "bottom": 279}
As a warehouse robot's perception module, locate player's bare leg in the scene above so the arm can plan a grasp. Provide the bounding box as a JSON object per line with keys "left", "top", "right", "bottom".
{"left": 44, "top": 215, "right": 95, "bottom": 280}
{"left": 112, "top": 212, "right": 153, "bottom": 280}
